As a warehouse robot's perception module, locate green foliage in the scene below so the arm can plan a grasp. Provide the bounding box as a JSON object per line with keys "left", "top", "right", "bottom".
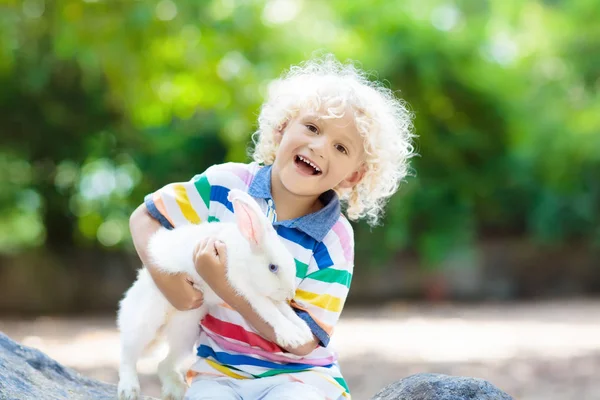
{"left": 0, "top": 0, "right": 598, "bottom": 269}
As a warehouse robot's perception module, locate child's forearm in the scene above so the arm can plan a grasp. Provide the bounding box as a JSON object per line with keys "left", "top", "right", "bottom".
{"left": 129, "top": 204, "right": 203, "bottom": 311}
{"left": 207, "top": 276, "right": 318, "bottom": 356}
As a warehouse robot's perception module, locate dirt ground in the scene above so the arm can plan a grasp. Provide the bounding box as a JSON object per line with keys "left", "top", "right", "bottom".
{"left": 2, "top": 299, "right": 600, "bottom": 400}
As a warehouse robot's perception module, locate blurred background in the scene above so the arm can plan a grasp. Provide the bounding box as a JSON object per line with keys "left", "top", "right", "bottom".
{"left": 0, "top": 0, "right": 599, "bottom": 399}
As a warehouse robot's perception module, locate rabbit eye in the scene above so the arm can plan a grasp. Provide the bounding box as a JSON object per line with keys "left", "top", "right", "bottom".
{"left": 269, "top": 264, "right": 279, "bottom": 273}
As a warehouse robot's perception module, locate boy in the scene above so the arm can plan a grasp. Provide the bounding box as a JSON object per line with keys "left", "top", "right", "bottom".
{"left": 129, "top": 54, "right": 415, "bottom": 399}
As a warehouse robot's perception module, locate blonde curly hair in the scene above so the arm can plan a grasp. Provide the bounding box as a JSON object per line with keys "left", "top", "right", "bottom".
{"left": 251, "top": 54, "right": 416, "bottom": 226}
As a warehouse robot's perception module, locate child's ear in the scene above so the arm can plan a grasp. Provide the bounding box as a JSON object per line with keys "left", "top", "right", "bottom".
{"left": 338, "top": 164, "right": 367, "bottom": 189}
{"left": 273, "top": 120, "right": 288, "bottom": 144}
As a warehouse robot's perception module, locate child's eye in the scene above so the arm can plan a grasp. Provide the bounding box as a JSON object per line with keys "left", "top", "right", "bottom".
{"left": 305, "top": 124, "right": 319, "bottom": 134}
{"left": 335, "top": 144, "right": 348, "bottom": 155}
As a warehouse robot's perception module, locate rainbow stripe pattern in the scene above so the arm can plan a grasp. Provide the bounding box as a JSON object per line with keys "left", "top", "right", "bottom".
{"left": 144, "top": 162, "right": 354, "bottom": 399}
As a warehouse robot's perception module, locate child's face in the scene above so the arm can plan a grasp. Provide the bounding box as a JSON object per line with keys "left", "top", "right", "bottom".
{"left": 272, "top": 107, "right": 366, "bottom": 198}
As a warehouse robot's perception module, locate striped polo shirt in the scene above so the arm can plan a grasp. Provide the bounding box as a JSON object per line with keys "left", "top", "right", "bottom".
{"left": 144, "top": 161, "right": 354, "bottom": 399}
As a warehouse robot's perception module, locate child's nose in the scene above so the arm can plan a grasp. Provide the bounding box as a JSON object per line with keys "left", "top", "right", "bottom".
{"left": 308, "top": 138, "right": 326, "bottom": 158}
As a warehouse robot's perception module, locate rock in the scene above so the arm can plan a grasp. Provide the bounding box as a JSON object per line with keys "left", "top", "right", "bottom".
{"left": 0, "top": 331, "right": 156, "bottom": 400}
{"left": 371, "top": 373, "right": 513, "bottom": 400}
{"left": 0, "top": 331, "right": 514, "bottom": 400}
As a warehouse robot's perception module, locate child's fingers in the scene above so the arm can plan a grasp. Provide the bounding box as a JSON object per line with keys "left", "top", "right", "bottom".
{"left": 193, "top": 243, "right": 201, "bottom": 262}
{"left": 198, "top": 237, "right": 209, "bottom": 251}
{"left": 204, "top": 238, "right": 216, "bottom": 256}
{"left": 214, "top": 241, "right": 227, "bottom": 263}
{"left": 185, "top": 281, "right": 204, "bottom": 309}
{"left": 193, "top": 237, "right": 223, "bottom": 264}
{"left": 184, "top": 275, "right": 195, "bottom": 286}
{"left": 190, "top": 296, "right": 203, "bottom": 309}
{"left": 194, "top": 237, "right": 211, "bottom": 259}
{"left": 197, "top": 238, "right": 215, "bottom": 258}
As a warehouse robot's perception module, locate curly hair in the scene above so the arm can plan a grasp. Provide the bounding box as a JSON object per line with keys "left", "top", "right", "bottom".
{"left": 251, "top": 54, "right": 416, "bottom": 226}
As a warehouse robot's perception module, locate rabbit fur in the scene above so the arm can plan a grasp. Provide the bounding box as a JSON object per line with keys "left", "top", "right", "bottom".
{"left": 117, "top": 189, "right": 314, "bottom": 400}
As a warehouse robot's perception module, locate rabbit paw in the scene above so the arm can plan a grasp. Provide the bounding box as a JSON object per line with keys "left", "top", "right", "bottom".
{"left": 295, "top": 319, "right": 315, "bottom": 343}
{"left": 161, "top": 377, "right": 187, "bottom": 400}
{"left": 276, "top": 303, "right": 314, "bottom": 342}
{"left": 274, "top": 319, "right": 315, "bottom": 349}
{"left": 158, "top": 364, "right": 187, "bottom": 400}
{"left": 290, "top": 314, "right": 313, "bottom": 335}
{"left": 117, "top": 381, "right": 141, "bottom": 400}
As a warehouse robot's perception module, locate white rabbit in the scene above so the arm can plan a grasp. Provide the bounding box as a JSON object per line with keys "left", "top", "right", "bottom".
{"left": 117, "top": 189, "right": 315, "bottom": 400}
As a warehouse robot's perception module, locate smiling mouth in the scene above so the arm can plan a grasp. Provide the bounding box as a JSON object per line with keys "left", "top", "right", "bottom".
{"left": 294, "top": 155, "right": 322, "bottom": 175}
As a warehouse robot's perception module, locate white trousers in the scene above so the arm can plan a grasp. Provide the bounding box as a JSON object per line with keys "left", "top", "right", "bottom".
{"left": 184, "top": 375, "right": 333, "bottom": 400}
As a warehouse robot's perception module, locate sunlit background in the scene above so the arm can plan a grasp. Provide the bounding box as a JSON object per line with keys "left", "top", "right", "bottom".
{"left": 0, "top": 0, "right": 599, "bottom": 399}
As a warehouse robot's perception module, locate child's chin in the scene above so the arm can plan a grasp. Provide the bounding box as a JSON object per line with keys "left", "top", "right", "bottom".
{"left": 283, "top": 181, "right": 317, "bottom": 196}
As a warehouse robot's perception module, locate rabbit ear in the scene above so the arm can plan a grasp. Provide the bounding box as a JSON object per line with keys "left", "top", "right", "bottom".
{"left": 229, "top": 189, "right": 267, "bottom": 248}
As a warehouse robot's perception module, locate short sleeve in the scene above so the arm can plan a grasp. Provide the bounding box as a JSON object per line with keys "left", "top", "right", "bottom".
{"left": 144, "top": 170, "right": 213, "bottom": 229}
{"left": 291, "top": 220, "right": 355, "bottom": 347}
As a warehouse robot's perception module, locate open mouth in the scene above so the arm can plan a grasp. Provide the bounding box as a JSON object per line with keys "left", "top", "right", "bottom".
{"left": 294, "top": 155, "right": 322, "bottom": 176}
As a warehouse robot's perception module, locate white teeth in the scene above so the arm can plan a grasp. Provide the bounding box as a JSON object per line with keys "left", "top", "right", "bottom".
{"left": 298, "top": 155, "right": 321, "bottom": 172}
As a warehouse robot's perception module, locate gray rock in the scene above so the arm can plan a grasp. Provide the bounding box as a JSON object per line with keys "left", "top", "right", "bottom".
{"left": 0, "top": 331, "right": 156, "bottom": 400}
{"left": 371, "top": 373, "right": 514, "bottom": 400}
{"left": 0, "top": 331, "right": 514, "bottom": 400}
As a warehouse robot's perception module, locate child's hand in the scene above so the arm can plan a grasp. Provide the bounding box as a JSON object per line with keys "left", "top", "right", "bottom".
{"left": 145, "top": 269, "right": 204, "bottom": 311}
{"left": 193, "top": 237, "right": 228, "bottom": 288}
{"left": 168, "top": 273, "right": 205, "bottom": 310}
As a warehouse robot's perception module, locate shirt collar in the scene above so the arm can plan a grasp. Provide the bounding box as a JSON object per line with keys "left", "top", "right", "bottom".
{"left": 248, "top": 164, "right": 341, "bottom": 242}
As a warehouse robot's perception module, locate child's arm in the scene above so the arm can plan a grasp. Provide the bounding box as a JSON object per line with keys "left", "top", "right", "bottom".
{"left": 194, "top": 238, "right": 319, "bottom": 356}
{"left": 129, "top": 204, "right": 204, "bottom": 311}
{"left": 213, "top": 278, "right": 319, "bottom": 356}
